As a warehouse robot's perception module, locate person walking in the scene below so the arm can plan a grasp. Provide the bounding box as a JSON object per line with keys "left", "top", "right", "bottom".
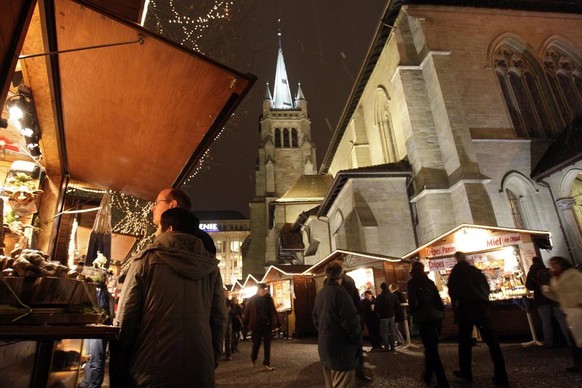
{"left": 244, "top": 283, "right": 280, "bottom": 371}
{"left": 230, "top": 297, "right": 243, "bottom": 353}
{"left": 362, "top": 290, "right": 381, "bottom": 349}
{"left": 447, "top": 251, "right": 508, "bottom": 386}
{"left": 525, "top": 256, "right": 571, "bottom": 347}
{"left": 544, "top": 256, "right": 582, "bottom": 373}
{"left": 113, "top": 208, "right": 227, "bottom": 387}
{"left": 375, "top": 282, "right": 399, "bottom": 351}
{"left": 224, "top": 299, "right": 233, "bottom": 361}
{"left": 313, "top": 260, "right": 362, "bottom": 388}
{"left": 407, "top": 262, "right": 449, "bottom": 388}
{"left": 389, "top": 283, "right": 406, "bottom": 346}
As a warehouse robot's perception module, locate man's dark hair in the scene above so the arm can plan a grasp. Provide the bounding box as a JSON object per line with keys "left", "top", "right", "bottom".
{"left": 325, "top": 260, "right": 343, "bottom": 280}
{"left": 549, "top": 256, "right": 572, "bottom": 271}
{"left": 160, "top": 208, "right": 198, "bottom": 235}
{"left": 167, "top": 188, "right": 192, "bottom": 210}
{"left": 380, "top": 282, "right": 388, "bottom": 291}
{"left": 364, "top": 290, "right": 373, "bottom": 296}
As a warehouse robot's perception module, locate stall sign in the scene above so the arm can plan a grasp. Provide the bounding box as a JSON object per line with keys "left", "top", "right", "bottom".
{"left": 427, "top": 257, "right": 457, "bottom": 271}
{"left": 485, "top": 233, "right": 522, "bottom": 248}
{"left": 425, "top": 232, "right": 524, "bottom": 258}
{"left": 426, "top": 244, "right": 457, "bottom": 258}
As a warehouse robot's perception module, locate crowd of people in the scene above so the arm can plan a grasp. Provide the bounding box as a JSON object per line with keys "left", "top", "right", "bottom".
{"left": 76, "top": 188, "right": 582, "bottom": 388}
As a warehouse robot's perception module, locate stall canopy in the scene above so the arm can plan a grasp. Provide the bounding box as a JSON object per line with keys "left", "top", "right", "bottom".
{"left": 402, "top": 224, "right": 552, "bottom": 261}
{"left": 262, "top": 264, "right": 311, "bottom": 283}
{"left": 303, "top": 249, "right": 403, "bottom": 275}
{"left": 2, "top": 0, "right": 256, "bottom": 199}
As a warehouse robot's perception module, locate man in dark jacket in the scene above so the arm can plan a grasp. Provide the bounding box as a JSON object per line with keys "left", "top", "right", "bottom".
{"left": 375, "top": 282, "right": 399, "bottom": 351}
{"left": 114, "top": 208, "right": 227, "bottom": 387}
{"left": 313, "top": 260, "right": 362, "bottom": 388}
{"left": 244, "top": 283, "right": 279, "bottom": 371}
{"left": 525, "top": 256, "right": 571, "bottom": 347}
{"left": 447, "top": 251, "right": 508, "bottom": 386}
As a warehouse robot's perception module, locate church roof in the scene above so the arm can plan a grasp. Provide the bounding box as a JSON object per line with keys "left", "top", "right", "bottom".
{"left": 278, "top": 174, "right": 334, "bottom": 201}
{"left": 272, "top": 33, "right": 294, "bottom": 109}
{"left": 318, "top": 161, "right": 413, "bottom": 217}
{"left": 531, "top": 116, "right": 582, "bottom": 179}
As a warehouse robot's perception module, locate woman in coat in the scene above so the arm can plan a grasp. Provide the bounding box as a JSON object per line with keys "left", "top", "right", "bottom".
{"left": 407, "top": 262, "right": 449, "bottom": 388}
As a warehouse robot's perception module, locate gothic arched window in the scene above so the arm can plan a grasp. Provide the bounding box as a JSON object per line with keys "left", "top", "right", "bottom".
{"left": 374, "top": 88, "right": 397, "bottom": 162}
{"left": 543, "top": 46, "right": 582, "bottom": 124}
{"left": 506, "top": 188, "right": 525, "bottom": 229}
{"left": 291, "top": 128, "right": 298, "bottom": 148}
{"left": 494, "top": 44, "right": 558, "bottom": 137}
{"left": 274, "top": 128, "right": 281, "bottom": 147}
{"left": 283, "top": 128, "right": 290, "bottom": 148}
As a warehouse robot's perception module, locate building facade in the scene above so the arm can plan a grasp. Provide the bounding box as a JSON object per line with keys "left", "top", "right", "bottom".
{"left": 196, "top": 211, "right": 250, "bottom": 285}
{"left": 244, "top": 37, "right": 322, "bottom": 276}
{"left": 302, "top": 0, "right": 582, "bottom": 265}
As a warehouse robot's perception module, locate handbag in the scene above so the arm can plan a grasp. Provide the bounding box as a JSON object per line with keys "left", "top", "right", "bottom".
{"left": 563, "top": 307, "right": 582, "bottom": 347}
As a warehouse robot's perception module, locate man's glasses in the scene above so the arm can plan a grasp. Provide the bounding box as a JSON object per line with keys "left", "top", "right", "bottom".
{"left": 153, "top": 199, "right": 171, "bottom": 206}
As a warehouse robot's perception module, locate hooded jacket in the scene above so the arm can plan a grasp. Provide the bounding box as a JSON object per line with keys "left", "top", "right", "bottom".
{"left": 115, "top": 232, "right": 227, "bottom": 387}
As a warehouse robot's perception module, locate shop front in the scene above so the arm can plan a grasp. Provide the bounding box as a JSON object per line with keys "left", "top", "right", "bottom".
{"left": 261, "top": 265, "right": 313, "bottom": 338}
{"left": 403, "top": 224, "right": 552, "bottom": 338}
{"left": 0, "top": 1, "right": 255, "bottom": 386}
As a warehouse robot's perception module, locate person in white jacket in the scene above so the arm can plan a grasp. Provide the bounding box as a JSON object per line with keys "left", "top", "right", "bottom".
{"left": 546, "top": 256, "right": 582, "bottom": 373}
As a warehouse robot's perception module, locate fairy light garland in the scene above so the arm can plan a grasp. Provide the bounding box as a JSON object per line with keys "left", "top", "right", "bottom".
{"left": 147, "top": 0, "right": 233, "bottom": 52}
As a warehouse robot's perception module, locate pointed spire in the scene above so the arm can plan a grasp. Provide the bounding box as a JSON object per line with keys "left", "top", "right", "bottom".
{"left": 295, "top": 83, "right": 305, "bottom": 101}
{"left": 264, "top": 82, "right": 273, "bottom": 100}
{"left": 272, "top": 31, "right": 293, "bottom": 109}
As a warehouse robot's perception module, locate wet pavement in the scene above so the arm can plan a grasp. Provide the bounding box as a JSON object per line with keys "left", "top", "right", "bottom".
{"left": 215, "top": 337, "right": 582, "bottom": 387}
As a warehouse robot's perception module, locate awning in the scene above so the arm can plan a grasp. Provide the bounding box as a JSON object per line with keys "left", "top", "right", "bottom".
{"left": 303, "top": 249, "right": 403, "bottom": 276}
{"left": 402, "top": 224, "right": 552, "bottom": 261}
{"left": 3, "top": 0, "right": 256, "bottom": 199}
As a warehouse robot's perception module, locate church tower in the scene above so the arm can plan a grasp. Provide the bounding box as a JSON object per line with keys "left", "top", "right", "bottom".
{"left": 244, "top": 33, "right": 317, "bottom": 276}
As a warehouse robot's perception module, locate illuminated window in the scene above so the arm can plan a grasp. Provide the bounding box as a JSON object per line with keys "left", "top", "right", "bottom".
{"left": 230, "top": 241, "right": 241, "bottom": 253}
{"left": 215, "top": 241, "right": 224, "bottom": 253}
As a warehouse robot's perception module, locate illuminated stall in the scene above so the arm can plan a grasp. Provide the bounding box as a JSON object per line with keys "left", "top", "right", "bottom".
{"left": 403, "top": 224, "right": 552, "bottom": 336}
{"left": 261, "top": 265, "right": 313, "bottom": 338}
{"left": 240, "top": 274, "right": 262, "bottom": 300}
{"left": 304, "top": 249, "right": 410, "bottom": 297}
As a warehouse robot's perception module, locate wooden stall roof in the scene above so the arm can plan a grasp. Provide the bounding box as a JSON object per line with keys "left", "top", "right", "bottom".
{"left": 402, "top": 224, "right": 552, "bottom": 260}
{"left": 262, "top": 264, "right": 311, "bottom": 283}
{"left": 230, "top": 280, "right": 244, "bottom": 292}
{"left": 303, "top": 249, "right": 402, "bottom": 275}
{"left": 5, "top": 0, "right": 255, "bottom": 200}
{"left": 241, "top": 274, "right": 261, "bottom": 289}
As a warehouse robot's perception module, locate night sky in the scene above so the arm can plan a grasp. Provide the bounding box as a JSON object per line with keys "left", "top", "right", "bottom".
{"left": 147, "top": 1, "right": 386, "bottom": 217}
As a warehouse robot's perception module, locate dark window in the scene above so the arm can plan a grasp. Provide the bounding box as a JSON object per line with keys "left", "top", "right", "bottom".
{"left": 506, "top": 189, "right": 525, "bottom": 229}
{"left": 283, "top": 128, "right": 290, "bottom": 148}
{"left": 291, "top": 128, "right": 298, "bottom": 147}
{"left": 275, "top": 128, "right": 281, "bottom": 147}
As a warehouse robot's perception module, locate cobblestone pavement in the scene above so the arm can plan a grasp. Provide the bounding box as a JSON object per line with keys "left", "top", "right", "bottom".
{"left": 215, "top": 338, "right": 582, "bottom": 388}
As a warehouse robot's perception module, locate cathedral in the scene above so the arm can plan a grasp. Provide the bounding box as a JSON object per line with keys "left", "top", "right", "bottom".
{"left": 245, "top": 0, "right": 582, "bottom": 278}
{"left": 244, "top": 36, "right": 328, "bottom": 276}
{"left": 298, "top": 0, "right": 582, "bottom": 267}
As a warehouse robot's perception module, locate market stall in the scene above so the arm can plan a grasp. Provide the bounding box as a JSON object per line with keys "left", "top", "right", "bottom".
{"left": 261, "top": 264, "right": 313, "bottom": 338}
{"left": 0, "top": 1, "right": 255, "bottom": 386}
{"left": 402, "top": 224, "right": 552, "bottom": 337}
{"left": 304, "top": 249, "right": 410, "bottom": 297}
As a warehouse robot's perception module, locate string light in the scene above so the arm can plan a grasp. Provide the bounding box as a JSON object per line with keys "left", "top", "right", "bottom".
{"left": 146, "top": 0, "right": 233, "bottom": 52}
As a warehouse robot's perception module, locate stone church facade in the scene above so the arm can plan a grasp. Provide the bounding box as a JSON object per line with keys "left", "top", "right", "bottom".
{"left": 301, "top": 0, "right": 582, "bottom": 266}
